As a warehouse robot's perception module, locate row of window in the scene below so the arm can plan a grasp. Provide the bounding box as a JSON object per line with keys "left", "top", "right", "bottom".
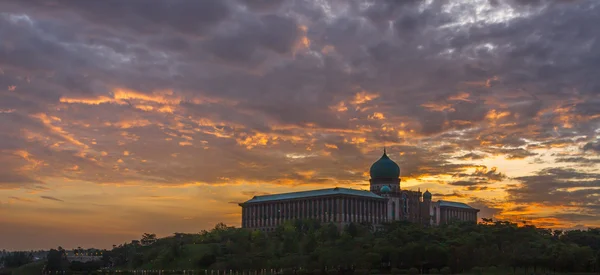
{"left": 243, "top": 197, "right": 386, "bottom": 226}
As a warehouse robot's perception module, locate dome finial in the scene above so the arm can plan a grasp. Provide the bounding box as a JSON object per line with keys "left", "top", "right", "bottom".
{"left": 384, "top": 146, "right": 387, "bottom": 155}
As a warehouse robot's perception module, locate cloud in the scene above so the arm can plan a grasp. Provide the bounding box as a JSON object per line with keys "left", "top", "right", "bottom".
{"left": 508, "top": 168, "right": 600, "bottom": 217}
{"left": 40, "top": 196, "right": 64, "bottom": 202}
{"left": 448, "top": 166, "right": 507, "bottom": 187}
{"left": 583, "top": 141, "right": 600, "bottom": 154}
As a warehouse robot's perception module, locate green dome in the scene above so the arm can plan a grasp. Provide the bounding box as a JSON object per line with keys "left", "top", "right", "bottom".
{"left": 369, "top": 149, "right": 400, "bottom": 179}
{"left": 380, "top": 186, "right": 391, "bottom": 193}
{"left": 423, "top": 190, "right": 432, "bottom": 200}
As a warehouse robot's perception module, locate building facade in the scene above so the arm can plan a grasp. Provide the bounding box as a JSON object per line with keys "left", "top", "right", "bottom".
{"left": 239, "top": 149, "right": 479, "bottom": 230}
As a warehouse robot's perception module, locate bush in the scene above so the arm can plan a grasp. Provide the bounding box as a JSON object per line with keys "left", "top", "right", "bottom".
{"left": 428, "top": 268, "right": 440, "bottom": 274}
{"left": 370, "top": 269, "right": 380, "bottom": 274}
{"left": 354, "top": 269, "right": 369, "bottom": 275}
{"left": 391, "top": 267, "right": 402, "bottom": 274}
{"left": 440, "top": 266, "right": 451, "bottom": 274}
{"left": 408, "top": 267, "right": 419, "bottom": 275}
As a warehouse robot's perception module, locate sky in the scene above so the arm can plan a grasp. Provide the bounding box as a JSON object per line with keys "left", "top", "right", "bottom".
{"left": 0, "top": 0, "right": 599, "bottom": 251}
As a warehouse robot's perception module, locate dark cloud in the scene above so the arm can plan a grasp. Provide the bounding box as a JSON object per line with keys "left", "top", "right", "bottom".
{"left": 456, "top": 153, "right": 486, "bottom": 160}
{"left": 509, "top": 168, "right": 600, "bottom": 213}
{"left": 448, "top": 166, "right": 507, "bottom": 187}
{"left": 40, "top": 196, "right": 64, "bottom": 202}
{"left": 583, "top": 141, "right": 600, "bottom": 154}
{"left": 556, "top": 157, "right": 600, "bottom": 165}
{"left": 432, "top": 191, "right": 468, "bottom": 198}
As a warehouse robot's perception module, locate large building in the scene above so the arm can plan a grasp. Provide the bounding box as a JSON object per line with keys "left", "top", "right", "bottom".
{"left": 239, "top": 150, "right": 479, "bottom": 231}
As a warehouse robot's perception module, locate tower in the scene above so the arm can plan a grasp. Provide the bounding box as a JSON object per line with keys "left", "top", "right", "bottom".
{"left": 422, "top": 190, "right": 432, "bottom": 225}
{"left": 369, "top": 148, "right": 402, "bottom": 222}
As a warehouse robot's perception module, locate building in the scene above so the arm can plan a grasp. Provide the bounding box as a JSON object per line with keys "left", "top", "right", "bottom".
{"left": 239, "top": 149, "right": 479, "bottom": 231}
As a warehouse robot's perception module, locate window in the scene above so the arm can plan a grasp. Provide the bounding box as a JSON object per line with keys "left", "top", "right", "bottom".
{"left": 391, "top": 202, "right": 396, "bottom": 220}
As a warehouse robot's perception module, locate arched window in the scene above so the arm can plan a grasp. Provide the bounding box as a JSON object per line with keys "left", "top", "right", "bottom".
{"left": 391, "top": 201, "right": 396, "bottom": 220}
{"left": 402, "top": 193, "right": 409, "bottom": 214}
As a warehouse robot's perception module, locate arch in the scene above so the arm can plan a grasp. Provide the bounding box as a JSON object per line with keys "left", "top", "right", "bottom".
{"left": 402, "top": 193, "right": 409, "bottom": 214}
{"left": 391, "top": 201, "right": 396, "bottom": 220}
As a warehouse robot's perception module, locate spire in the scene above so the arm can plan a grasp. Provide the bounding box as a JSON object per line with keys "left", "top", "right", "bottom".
{"left": 381, "top": 147, "right": 389, "bottom": 159}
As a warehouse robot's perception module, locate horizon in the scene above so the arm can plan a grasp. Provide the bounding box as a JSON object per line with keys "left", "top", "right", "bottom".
{"left": 1, "top": 0, "right": 600, "bottom": 251}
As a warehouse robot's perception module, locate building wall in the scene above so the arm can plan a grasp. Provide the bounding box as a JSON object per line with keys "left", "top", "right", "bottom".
{"left": 240, "top": 195, "right": 387, "bottom": 231}
{"left": 438, "top": 206, "right": 478, "bottom": 224}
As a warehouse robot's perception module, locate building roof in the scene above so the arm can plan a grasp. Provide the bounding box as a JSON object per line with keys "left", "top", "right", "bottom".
{"left": 241, "top": 187, "right": 383, "bottom": 204}
{"left": 438, "top": 200, "right": 477, "bottom": 210}
{"left": 369, "top": 148, "right": 400, "bottom": 179}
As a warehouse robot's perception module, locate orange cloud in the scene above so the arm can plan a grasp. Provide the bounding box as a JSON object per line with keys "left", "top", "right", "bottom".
{"left": 31, "top": 113, "right": 88, "bottom": 149}
{"left": 369, "top": 112, "right": 385, "bottom": 120}
{"left": 421, "top": 102, "right": 455, "bottom": 112}
{"left": 351, "top": 91, "right": 379, "bottom": 105}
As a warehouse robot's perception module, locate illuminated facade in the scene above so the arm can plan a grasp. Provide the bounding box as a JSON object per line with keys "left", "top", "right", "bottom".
{"left": 239, "top": 150, "right": 479, "bottom": 231}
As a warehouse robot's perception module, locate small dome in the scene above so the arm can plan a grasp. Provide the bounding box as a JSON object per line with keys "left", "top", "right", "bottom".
{"left": 423, "top": 190, "right": 432, "bottom": 200}
{"left": 369, "top": 149, "right": 400, "bottom": 179}
{"left": 380, "top": 186, "right": 391, "bottom": 193}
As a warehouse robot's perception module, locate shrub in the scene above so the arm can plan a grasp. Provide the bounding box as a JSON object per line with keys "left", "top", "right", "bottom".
{"left": 428, "top": 268, "right": 440, "bottom": 274}
{"left": 370, "top": 269, "right": 380, "bottom": 274}
{"left": 408, "top": 267, "right": 419, "bottom": 275}
{"left": 390, "top": 267, "right": 402, "bottom": 274}
{"left": 440, "top": 266, "right": 451, "bottom": 274}
{"left": 355, "top": 269, "right": 369, "bottom": 275}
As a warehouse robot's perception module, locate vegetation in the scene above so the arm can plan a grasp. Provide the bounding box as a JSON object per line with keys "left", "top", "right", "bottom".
{"left": 6, "top": 261, "right": 45, "bottom": 275}
{"left": 0, "top": 252, "right": 33, "bottom": 269}
{"left": 4, "top": 219, "right": 600, "bottom": 274}
{"left": 99, "top": 219, "right": 600, "bottom": 274}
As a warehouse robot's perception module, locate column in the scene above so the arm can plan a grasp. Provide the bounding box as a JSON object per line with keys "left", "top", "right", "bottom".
{"left": 330, "top": 198, "right": 334, "bottom": 222}
{"left": 317, "top": 199, "right": 321, "bottom": 222}
{"left": 267, "top": 203, "right": 273, "bottom": 227}
{"left": 257, "top": 204, "right": 261, "bottom": 228}
{"left": 276, "top": 202, "right": 280, "bottom": 226}
{"left": 249, "top": 205, "right": 253, "bottom": 228}
{"left": 341, "top": 198, "right": 346, "bottom": 222}
{"left": 326, "top": 198, "right": 331, "bottom": 223}
{"left": 336, "top": 198, "right": 341, "bottom": 222}
{"left": 293, "top": 201, "right": 297, "bottom": 220}
{"left": 351, "top": 198, "right": 354, "bottom": 223}
{"left": 354, "top": 198, "right": 358, "bottom": 222}
{"left": 376, "top": 201, "right": 379, "bottom": 223}
{"left": 252, "top": 205, "right": 256, "bottom": 228}
{"left": 368, "top": 200, "right": 371, "bottom": 223}
{"left": 359, "top": 198, "right": 363, "bottom": 222}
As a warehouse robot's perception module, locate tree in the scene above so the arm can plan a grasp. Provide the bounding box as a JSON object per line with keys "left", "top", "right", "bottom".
{"left": 45, "top": 247, "right": 69, "bottom": 272}
{"left": 141, "top": 233, "right": 157, "bottom": 246}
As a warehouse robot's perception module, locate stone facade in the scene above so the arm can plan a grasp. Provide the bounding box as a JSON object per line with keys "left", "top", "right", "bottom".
{"left": 239, "top": 150, "right": 479, "bottom": 230}
{"left": 239, "top": 188, "right": 387, "bottom": 231}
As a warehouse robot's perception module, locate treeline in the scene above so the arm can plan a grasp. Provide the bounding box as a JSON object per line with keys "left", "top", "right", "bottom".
{"left": 95, "top": 219, "right": 600, "bottom": 274}
{"left": 0, "top": 252, "right": 33, "bottom": 269}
